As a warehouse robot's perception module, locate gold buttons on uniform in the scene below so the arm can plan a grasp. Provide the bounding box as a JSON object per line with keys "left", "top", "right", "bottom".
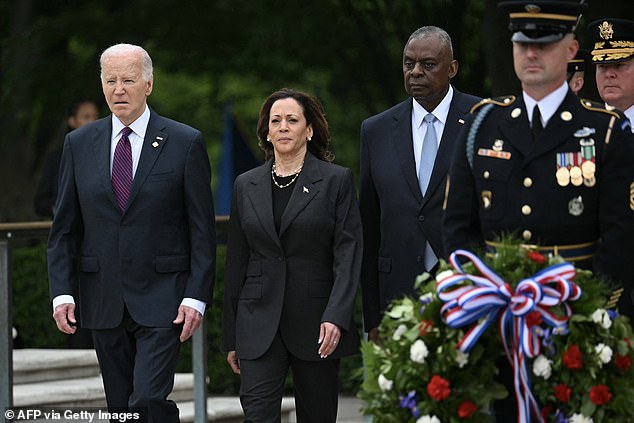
{"left": 522, "top": 230, "right": 532, "bottom": 241}
{"left": 521, "top": 205, "right": 532, "bottom": 215}
{"left": 483, "top": 171, "right": 490, "bottom": 179}
{"left": 523, "top": 177, "right": 532, "bottom": 188}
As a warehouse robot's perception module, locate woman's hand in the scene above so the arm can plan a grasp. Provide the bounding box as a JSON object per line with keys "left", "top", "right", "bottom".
{"left": 227, "top": 350, "right": 241, "bottom": 374}
{"left": 318, "top": 321, "right": 341, "bottom": 358}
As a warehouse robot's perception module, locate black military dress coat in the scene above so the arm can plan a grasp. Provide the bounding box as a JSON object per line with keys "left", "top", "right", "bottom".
{"left": 444, "top": 89, "right": 634, "bottom": 317}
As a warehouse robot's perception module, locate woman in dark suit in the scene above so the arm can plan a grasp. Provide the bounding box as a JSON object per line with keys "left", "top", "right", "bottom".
{"left": 221, "top": 88, "right": 362, "bottom": 423}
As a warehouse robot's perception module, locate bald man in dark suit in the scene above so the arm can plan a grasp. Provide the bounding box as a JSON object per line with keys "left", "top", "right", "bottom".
{"left": 360, "top": 26, "right": 480, "bottom": 341}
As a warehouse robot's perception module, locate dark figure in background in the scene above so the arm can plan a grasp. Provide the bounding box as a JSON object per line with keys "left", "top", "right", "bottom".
{"left": 34, "top": 100, "right": 99, "bottom": 218}
{"left": 590, "top": 18, "right": 634, "bottom": 132}
{"left": 359, "top": 26, "right": 480, "bottom": 342}
{"left": 48, "top": 43, "right": 216, "bottom": 422}
{"left": 222, "top": 88, "right": 362, "bottom": 423}
{"left": 567, "top": 48, "right": 589, "bottom": 95}
{"left": 35, "top": 100, "right": 99, "bottom": 349}
{"left": 443, "top": 1, "right": 634, "bottom": 421}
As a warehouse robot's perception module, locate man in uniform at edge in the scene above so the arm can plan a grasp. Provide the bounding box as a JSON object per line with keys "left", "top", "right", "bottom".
{"left": 590, "top": 18, "right": 634, "bottom": 132}
{"left": 443, "top": 1, "right": 634, "bottom": 420}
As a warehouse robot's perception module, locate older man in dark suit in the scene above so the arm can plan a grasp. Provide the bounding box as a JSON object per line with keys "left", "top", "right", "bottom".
{"left": 360, "top": 26, "right": 480, "bottom": 341}
{"left": 48, "top": 43, "right": 216, "bottom": 422}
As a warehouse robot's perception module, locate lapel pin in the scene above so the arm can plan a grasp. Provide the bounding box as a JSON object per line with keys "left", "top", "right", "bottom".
{"left": 152, "top": 141, "right": 159, "bottom": 148}
{"left": 458, "top": 118, "right": 465, "bottom": 124}
{"left": 303, "top": 186, "right": 309, "bottom": 193}
{"left": 156, "top": 136, "right": 164, "bottom": 140}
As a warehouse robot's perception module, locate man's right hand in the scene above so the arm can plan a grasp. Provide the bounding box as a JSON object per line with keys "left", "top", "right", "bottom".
{"left": 368, "top": 327, "right": 380, "bottom": 344}
{"left": 53, "top": 303, "right": 77, "bottom": 334}
{"left": 227, "top": 351, "right": 240, "bottom": 374}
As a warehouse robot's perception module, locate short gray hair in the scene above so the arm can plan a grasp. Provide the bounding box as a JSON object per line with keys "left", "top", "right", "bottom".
{"left": 100, "top": 43, "right": 153, "bottom": 81}
{"left": 405, "top": 26, "right": 454, "bottom": 59}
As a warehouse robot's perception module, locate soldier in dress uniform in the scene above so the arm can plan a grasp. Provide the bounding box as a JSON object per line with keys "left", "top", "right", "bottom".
{"left": 443, "top": 1, "right": 634, "bottom": 419}
{"left": 589, "top": 18, "right": 634, "bottom": 131}
{"left": 567, "top": 47, "right": 589, "bottom": 94}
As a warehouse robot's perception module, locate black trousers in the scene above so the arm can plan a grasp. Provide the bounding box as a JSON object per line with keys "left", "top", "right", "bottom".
{"left": 92, "top": 309, "right": 181, "bottom": 423}
{"left": 239, "top": 332, "right": 341, "bottom": 423}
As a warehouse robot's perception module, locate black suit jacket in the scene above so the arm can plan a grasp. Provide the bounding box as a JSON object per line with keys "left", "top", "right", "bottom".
{"left": 221, "top": 152, "right": 362, "bottom": 361}
{"left": 47, "top": 110, "right": 216, "bottom": 329}
{"left": 359, "top": 88, "right": 480, "bottom": 330}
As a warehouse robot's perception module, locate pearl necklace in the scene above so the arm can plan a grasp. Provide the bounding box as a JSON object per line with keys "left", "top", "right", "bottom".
{"left": 271, "top": 161, "right": 303, "bottom": 189}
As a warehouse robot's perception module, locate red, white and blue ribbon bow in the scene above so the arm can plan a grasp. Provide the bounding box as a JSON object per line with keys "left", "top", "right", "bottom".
{"left": 436, "top": 249, "right": 580, "bottom": 423}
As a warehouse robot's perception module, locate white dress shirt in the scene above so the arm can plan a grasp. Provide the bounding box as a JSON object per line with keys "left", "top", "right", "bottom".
{"left": 412, "top": 85, "right": 454, "bottom": 173}
{"left": 523, "top": 81, "right": 568, "bottom": 128}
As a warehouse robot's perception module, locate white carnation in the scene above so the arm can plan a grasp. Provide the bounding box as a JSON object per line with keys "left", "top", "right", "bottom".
{"left": 591, "top": 308, "right": 612, "bottom": 329}
{"left": 595, "top": 343, "right": 613, "bottom": 367}
{"left": 569, "top": 413, "right": 594, "bottom": 423}
{"left": 532, "top": 355, "right": 553, "bottom": 379}
{"left": 455, "top": 350, "right": 469, "bottom": 368}
{"left": 410, "top": 339, "right": 429, "bottom": 363}
{"left": 377, "top": 374, "right": 393, "bottom": 391}
{"left": 393, "top": 324, "right": 408, "bottom": 341}
{"left": 416, "top": 415, "right": 441, "bottom": 423}
{"left": 436, "top": 270, "right": 454, "bottom": 281}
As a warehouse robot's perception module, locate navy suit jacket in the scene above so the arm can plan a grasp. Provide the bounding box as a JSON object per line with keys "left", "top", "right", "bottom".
{"left": 359, "top": 88, "right": 480, "bottom": 330}
{"left": 221, "top": 152, "right": 362, "bottom": 361}
{"left": 47, "top": 110, "right": 216, "bottom": 329}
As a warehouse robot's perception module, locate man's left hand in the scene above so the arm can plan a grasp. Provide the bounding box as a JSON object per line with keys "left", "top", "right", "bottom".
{"left": 173, "top": 305, "right": 203, "bottom": 342}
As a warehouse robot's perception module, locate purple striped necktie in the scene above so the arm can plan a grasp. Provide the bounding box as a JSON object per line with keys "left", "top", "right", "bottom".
{"left": 112, "top": 127, "right": 133, "bottom": 213}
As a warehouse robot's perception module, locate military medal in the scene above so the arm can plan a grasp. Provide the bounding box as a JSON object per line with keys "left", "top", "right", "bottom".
{"left": 583, "top": 175, "right": 596, "bottom": 187}
{"left": 580, "top": 138, "right": 596, "bottom": 187}
{"left": 556, "top": 152, "right": 570, "bottom": 187}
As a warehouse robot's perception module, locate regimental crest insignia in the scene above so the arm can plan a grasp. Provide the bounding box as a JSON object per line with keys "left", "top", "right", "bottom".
{"left": 599, "top": 21, "right": 614, "bottom": 40}
{"left": 525, "top": 4, "right": 540, "bottom": 13}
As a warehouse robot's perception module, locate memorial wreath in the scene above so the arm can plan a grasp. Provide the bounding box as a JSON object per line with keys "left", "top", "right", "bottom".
{"left": 359, "top": 239, "right": 634, "bottom": 423}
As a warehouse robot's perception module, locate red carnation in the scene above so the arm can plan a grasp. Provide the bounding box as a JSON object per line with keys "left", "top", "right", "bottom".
{"left": 419, "top": 320, "right": 433, "bottom": 336}
{"left": 541, "top": 405, "right": 553, "bottom": 421}
{"left": 527, "top": 251, "right": 546, "bottom": 264}
{"left": 427, "top": 375, "right": 451, "bottom": 401}
{"left": 554, "top": 383, "right": 572, "bottom": 403}
{"left": 457, "top": 401, "right": 477, "bottom": 419}
{"left": 615, "top": 353, "right": 632, "bottom": 370}
{"left": 526, "top": 311, "right": 543, "bottom": 328}
{"left": 562, "top": 345, "right": 583, "bottom": 369}
{"left": 589, "top": 384, "right": 612, "bottom": 405}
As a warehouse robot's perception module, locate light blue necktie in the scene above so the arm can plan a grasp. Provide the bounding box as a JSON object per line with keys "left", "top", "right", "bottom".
{"left": 418, "top": 113, "right": 438, "bottom": 271}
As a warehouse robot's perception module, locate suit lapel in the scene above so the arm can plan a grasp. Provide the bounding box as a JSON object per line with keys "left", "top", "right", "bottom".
{"left": 391, "top": 100, "right": 424, "bottom": 202}
{"left": 125, "top": 111, "right": 168, "bottom": 213}
{"left": 499, "top": 98, "right": 534, "bottom": 160}
{"left": 279, "top": 153, "right": 320, "bottom": 238}
{"left": 92, "top": 118, "right": 119, "bottom": 211}
{"left": 246, "top": 161, "right": 281, "bottom": 247}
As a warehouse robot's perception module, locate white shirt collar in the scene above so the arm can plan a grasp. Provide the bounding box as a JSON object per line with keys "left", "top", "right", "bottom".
{"left": 111, "top": 105, "right": 150, "bottom": 139}
{"left": 523, "top": 82, "right": 568, "bottom": 127}
{"left": 412, "top": 85, "right": 454, "bottom": 126}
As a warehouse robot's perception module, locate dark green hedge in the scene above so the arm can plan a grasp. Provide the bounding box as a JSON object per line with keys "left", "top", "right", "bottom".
{"left": 11, "top": 242, "right": 363, "bottom": 394}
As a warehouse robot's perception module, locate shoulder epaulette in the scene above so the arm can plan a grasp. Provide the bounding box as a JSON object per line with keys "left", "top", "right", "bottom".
{"left": 470, "top": 95, "right": 516, "bottom": 114}
{"left": 580, "top": 98, "right": 620, "bottom": 119}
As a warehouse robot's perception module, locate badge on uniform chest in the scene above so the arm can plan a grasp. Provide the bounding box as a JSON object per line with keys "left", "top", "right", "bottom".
{"left": 477, "top": 139, "right": 511, "bottom": 160}
{"left": 555, "top": 128, "right": 597, "bottom": 187}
